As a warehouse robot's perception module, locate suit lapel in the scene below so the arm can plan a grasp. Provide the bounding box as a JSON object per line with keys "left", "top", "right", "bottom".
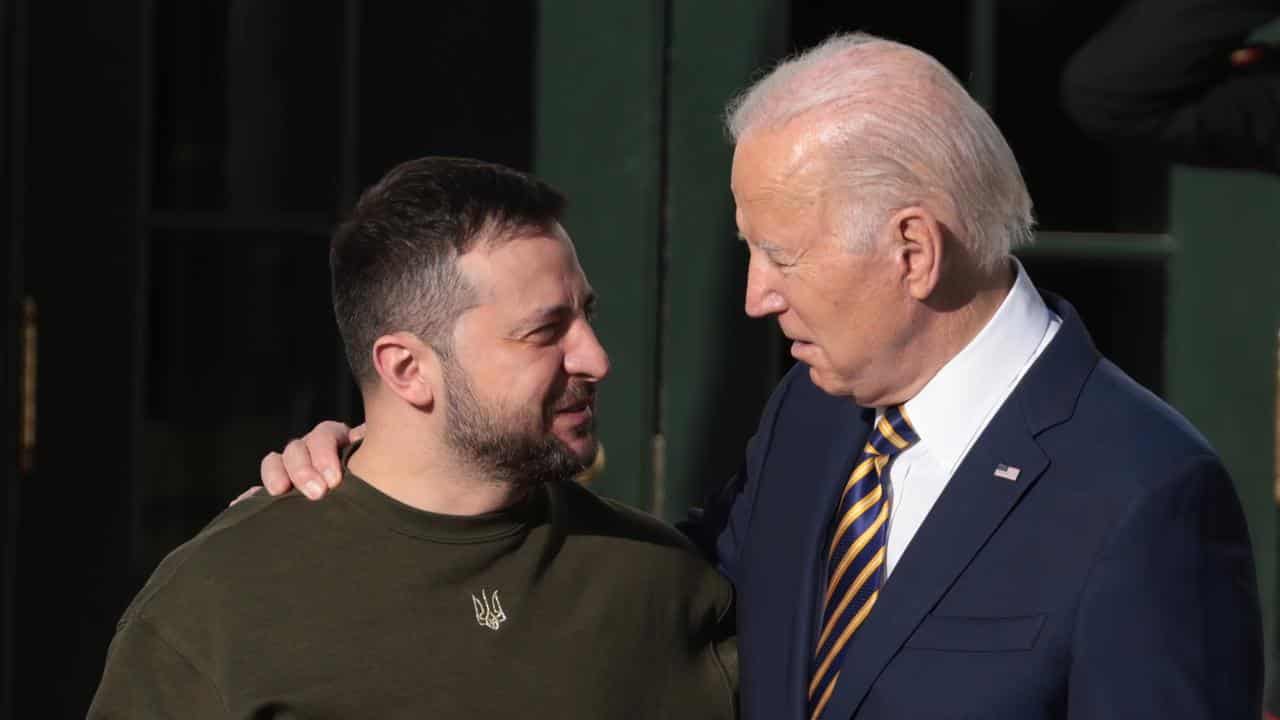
{"left": 820, "top": 393, "right": 1049, "bottom": 720}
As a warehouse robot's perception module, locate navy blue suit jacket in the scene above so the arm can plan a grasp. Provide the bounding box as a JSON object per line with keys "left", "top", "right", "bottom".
{"left": 695, "top": 294, "right": 1262, "bottom": 719}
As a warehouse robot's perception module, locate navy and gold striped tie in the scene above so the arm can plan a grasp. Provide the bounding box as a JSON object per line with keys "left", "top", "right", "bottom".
{"left": 808, "top": 405, "right": 918, "bottom": 720}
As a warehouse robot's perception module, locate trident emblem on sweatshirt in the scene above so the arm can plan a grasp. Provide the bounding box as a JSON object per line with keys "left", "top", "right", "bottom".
{"left": 472, "top": 589, "right": 507, "bottom": 631}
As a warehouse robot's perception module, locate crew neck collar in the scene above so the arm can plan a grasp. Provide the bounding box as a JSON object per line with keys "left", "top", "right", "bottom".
{"left": 335, "top": 444, "right": 547, "bottom": 544}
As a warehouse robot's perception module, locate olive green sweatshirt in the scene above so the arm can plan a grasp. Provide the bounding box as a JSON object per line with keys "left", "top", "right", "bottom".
{"left": 88, "top": 468, "right": 737, "bottom": 719}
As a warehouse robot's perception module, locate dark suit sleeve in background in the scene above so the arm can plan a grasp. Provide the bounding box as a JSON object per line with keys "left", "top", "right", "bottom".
{"left": 1067, "top": 455, "right": 1263, "bottom": 718}
{"left": 1061, "top": 0, "right": 1280, "bottom": 172}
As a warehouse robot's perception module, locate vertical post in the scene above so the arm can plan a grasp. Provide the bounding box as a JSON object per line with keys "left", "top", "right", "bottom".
{"left": 535, "top": 0, "right": 667, "bottom": 508}
{"left": 334, "top": 0, "right": 361, "bottom": 425}
{"left": 1167, "top": 166, "right": 1280, "bottom": 674}
{"left": 0, "top": 0, "right": 27, "bottom": 711}
{"left": 659, "top": 0, "right": 788, "bottom": 520}
{"left": 129, "top": 0, "right": 154, "bottom": 579}
{"left": 967, "top": 0, "right": 997, "bottom": 110}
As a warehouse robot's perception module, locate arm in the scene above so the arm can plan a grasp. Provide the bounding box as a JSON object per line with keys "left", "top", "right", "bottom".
{"left": 88, "top": 618, "right": 228, "bottom": 720}
{"left": 1061, "top": 0, "right": 1280, "bottom": 172}
{"left": 1068, "top": 455, "right": 1263, "bottom": 717}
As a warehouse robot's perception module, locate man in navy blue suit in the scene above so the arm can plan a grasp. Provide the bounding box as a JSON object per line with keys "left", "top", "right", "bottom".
{"left": 702, "top": 32, "right": 1261, "bottom": 719}
{"left": 261, "top": 32, "right": 1261, "bottom": 719}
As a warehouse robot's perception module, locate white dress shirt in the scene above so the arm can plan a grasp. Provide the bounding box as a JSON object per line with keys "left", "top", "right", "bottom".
{"left": 882, "top": 261, "right": 1061, "bottom": 577}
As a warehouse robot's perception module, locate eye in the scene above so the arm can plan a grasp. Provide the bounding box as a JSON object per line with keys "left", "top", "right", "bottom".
{"left": 766, "top": 251, "right": 795, "bottom": 268}
{"left": 525, "top": 323, "right": 563, "bottom": 343}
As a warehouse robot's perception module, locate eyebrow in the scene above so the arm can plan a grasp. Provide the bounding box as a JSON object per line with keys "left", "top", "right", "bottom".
{"left": 737, "top": 232, "right": 788, "bottom": 256}
{"left": 517, "top": 290, "right": 598, "bottom": 330}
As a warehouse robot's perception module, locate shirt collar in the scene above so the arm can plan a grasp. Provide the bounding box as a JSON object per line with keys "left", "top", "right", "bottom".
{"left": 900, "top": 259, "right": 1051, "bottom": 475}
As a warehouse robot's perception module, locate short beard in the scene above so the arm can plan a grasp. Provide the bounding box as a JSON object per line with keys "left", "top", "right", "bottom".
{"left": 440, "top": 355, "right": 591, "bottom": 487}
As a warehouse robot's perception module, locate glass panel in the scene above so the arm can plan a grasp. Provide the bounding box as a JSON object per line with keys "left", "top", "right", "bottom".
{"left": 136, "top": 231, "right": 353, "bottom": 573}
{"left": 152, "top": 0, "right": 344, "bottom": 212}
{"left": 1021, "top": 255, "right": 1167, "bottom": 394}
{"left": 357, "top": 0, "right": 536, "bottom": 181}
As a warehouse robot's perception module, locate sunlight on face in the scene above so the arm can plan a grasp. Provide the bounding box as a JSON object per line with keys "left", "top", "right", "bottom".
{"left": 445, "top": 227, "right": 609, "bottom": 482}
{"left": 731, "top": 122, "right": 907, "bottom": 404}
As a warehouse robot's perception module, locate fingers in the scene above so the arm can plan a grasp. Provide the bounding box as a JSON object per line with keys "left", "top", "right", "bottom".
{"left": 306, "top": 421, "right": 352, "bottom": 491}
{"left": 230, "top": 486, "right": 262, "bottom": 506}
{"left": 348, "top": 423, "right": 368, "bottom": 444}
{"left": 260, "top": 451, "right": 293, "bottom": 496}
{"left": 282, "top": 437, "right": 330, "bottom": 500}
{"left": 256, "top": 420, "right": 354, "bottom": 502}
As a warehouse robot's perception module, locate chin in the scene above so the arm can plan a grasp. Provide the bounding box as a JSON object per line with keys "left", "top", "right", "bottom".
{"left": 807, "top": 366, "right": 858, "bottom": 402}
{"left": 807, "top": 365, "right": 835, "bottom": 393}
{"left": 572, "top": 439, "right": 599, "bottom": 466}
{"left": 555, "top": 432, "right": 598, "bottom": 465}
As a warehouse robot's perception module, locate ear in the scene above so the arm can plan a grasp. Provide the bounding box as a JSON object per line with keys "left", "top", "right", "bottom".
{"left": 888, "top": 206, "right": 943, "bottom": 301}
{"left": 369, "top": 332, "right": 438, "bottom": 409}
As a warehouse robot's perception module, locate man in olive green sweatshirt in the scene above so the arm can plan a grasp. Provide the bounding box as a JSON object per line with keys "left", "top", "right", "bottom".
{"left": 89, "top": 157, "right": 736, "bottom": 719}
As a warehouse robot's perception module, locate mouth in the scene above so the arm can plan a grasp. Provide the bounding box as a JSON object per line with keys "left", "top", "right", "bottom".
{"left": 789, "top": 339, "right": 816, "bottom": 360}
{"left": 780, "top": 325, "right": 811, "bottom": 346}
{"left": 553, "top": 386, "right": 597, "bottom": 424}
{"left": 555, "top": 400, "right": 593, "bottom": 415}
{"left": 553, "top": 403, "right": 595, "bottom": 440}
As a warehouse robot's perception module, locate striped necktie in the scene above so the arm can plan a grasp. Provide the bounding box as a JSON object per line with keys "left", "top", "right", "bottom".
{"left": 808, "top": 405, "right": 918, "bottom": 720}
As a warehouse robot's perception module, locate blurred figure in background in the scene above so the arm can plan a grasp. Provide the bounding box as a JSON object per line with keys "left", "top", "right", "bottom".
{"left": 1063, "top": 0, "right": 1280, "bottom": 173}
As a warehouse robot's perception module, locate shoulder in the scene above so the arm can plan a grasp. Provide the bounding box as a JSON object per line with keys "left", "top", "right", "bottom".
{"left": 1029, "top": 357, "right": 1227, "bottom": 527}
{"left": 553, "top": 479, "right": 700, "bottom": 553}
{"left": 1075, "top": 359, "right": 1217, "bottom": 471}
{"left": 1021, "top": 296, "right": 1220, "bottom": 496}
{"left": 551, "top": 480, "right": 735, "bottom": 612}
{"left": 120, "top": 491, "right": 336, "bottom": 626}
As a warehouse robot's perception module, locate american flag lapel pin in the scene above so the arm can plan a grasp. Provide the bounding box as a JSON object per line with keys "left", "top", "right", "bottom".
{"left": 993, "top": 464, "right": 1021, "bottom": 481}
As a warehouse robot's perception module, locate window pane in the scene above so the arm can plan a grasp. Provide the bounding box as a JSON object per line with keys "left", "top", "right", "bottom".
{"left": 137, "top": 231, "right": 352, "bottom": 572}
{"left": 1021, "top": 254, "right": 1167, "bottom": 392}
{"left": 357, "top": 1, "right": 536, "bottom": 180}
{"left": 152, "top": 0, "right": 344, "bottom": 212}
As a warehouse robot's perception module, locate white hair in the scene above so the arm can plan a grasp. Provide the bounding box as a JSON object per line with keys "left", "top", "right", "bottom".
{"left": 726, "top": 33, "right": 1034, "bottom": 269}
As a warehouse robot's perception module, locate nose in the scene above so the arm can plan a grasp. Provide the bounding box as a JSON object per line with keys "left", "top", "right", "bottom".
{"left": 744, "top": 250, "right": 786, "bottom": 318}
{"left": 564, "top": 319, "right": 610, "bottom": 381}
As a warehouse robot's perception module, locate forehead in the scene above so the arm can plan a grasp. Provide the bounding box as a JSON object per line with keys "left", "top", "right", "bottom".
{"left": 731, "top": 122, "right": 834, "bottom": 228}
{"left": 732, "top": 118, "right": 834, "bottom": 192}
{"left": 457, "top": 225, "right": 590, "bottom": 310}
{"left": 732, "top": 128, "right": 840, "bottom": 247}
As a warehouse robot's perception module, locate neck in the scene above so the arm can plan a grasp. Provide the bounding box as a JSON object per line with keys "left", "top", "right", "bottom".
{"left": 887, "top": 260, "right": 1016, "bottom": 405}
{"left": 347, "top": 417, "right": 529, "bottom": 516}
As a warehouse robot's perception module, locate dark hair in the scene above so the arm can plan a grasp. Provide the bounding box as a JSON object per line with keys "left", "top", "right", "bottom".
{"left": 331, "top": 156, "right": 567, "bottom": 385}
